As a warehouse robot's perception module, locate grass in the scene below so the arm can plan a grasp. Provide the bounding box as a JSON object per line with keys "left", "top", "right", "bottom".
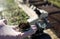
{"left": 48, "top": 0, "right": 60, "bottom": 7}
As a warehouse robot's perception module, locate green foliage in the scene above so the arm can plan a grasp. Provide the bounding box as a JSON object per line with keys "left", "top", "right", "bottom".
{"left": 2, "top": 7, "right": 29, "bottom": 25}
{"left": 1, "top": 0, "right": 29, "bottom": 25}
{"left": 48, "top": 0, "right": 60, "bottom": 7}
{"left": 6, "top": 0, "right": 18, "bottom": 10}
{"left": 6, "top": 0, "right": 15, "bottom": 3}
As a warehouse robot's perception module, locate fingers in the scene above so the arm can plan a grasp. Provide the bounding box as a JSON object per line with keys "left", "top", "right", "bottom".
{"left": 31, "top": 25, "right": 37, "bottom": 32}
{"left": 2, "top": 19, "right": 7, "bottom": 25}
{"left": 0, "top": 19, "right": 7, "bottom": 26}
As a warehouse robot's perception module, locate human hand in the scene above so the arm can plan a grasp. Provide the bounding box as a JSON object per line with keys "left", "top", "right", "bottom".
{"left": 0, "top": 19, "right": 7, "bottom": 26}
{"left": 31, "top": 25, "right": 37, "bottom": 33}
